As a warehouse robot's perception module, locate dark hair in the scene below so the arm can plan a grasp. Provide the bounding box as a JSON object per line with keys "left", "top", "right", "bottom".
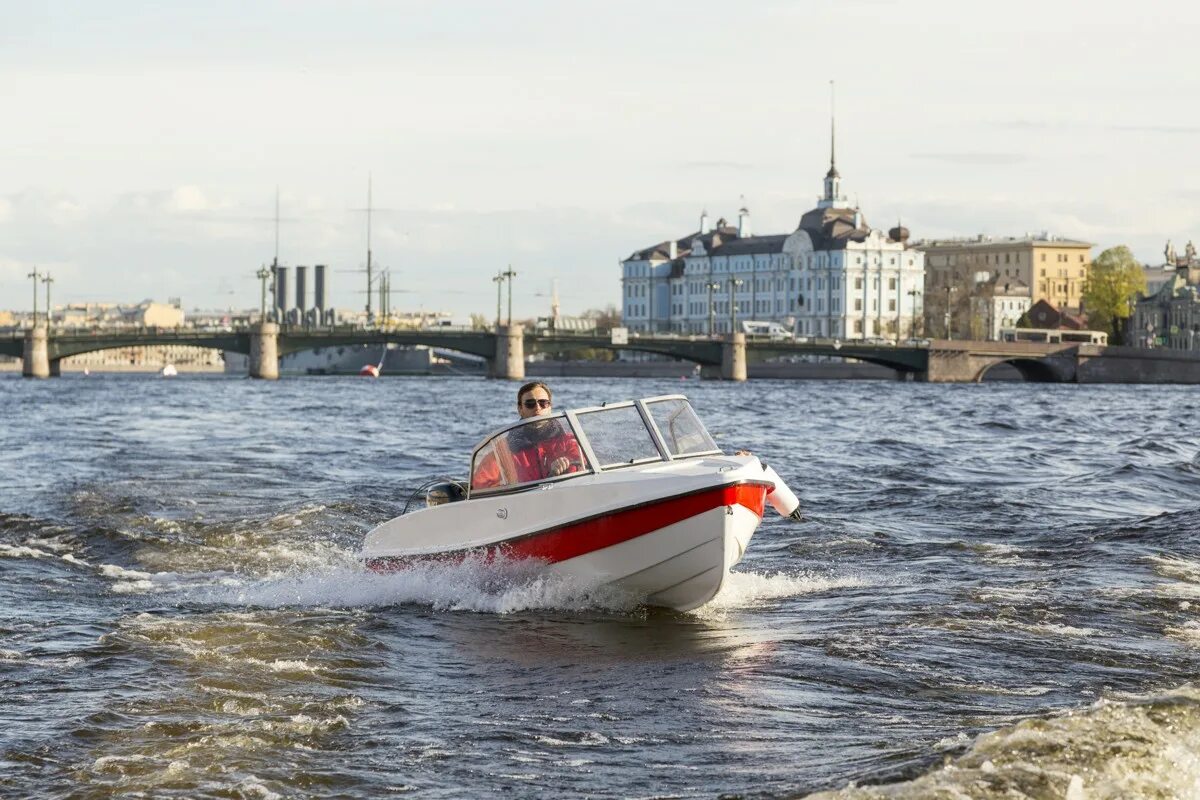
{"left": 517, "top": 381, "right": 552, "bottom": 404}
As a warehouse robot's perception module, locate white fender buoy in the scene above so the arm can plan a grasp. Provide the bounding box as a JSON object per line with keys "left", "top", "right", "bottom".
{"left": 761, "top": 464, "right": 801, "bottom": 519}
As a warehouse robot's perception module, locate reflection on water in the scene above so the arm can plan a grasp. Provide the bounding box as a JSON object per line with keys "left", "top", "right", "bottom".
{"left": 2, "top": 375, "right": 1200, "bottom": 798}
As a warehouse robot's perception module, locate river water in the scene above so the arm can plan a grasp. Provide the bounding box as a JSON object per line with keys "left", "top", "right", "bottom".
{"left": 2, "top": 374, "right": 1199, "bottom": 799}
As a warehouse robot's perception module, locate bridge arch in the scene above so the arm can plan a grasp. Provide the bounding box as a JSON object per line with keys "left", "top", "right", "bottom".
{"left": 279, "top": 331, "right": 496, "bottom": 360}
{"left": 48, "top": 334, "right": 249, "bottom": 362}
{"left": 976, "top": 357, "right": 1072, "bottom": 383}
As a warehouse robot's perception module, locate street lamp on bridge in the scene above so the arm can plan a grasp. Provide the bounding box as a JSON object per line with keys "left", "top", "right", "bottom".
{"left": 944, "top": 286, "right": 957, "bottom": 341}
{"left": 502, "top": 266, "right": 517, "bottom": 326}
{"left": 727, "top": 278, "right": 744, "bottom": 335}
{"left": 706, "top": 282, "right": 720, "bottom": 337}
{"left": 27, "top": 267, "right": 41, "bottom": 327}
{"left": 907, "top": 288, "right": 922, "bottom": 339}
{"left": 42, "top": 273, "right": 54, "bottom": 327}
{"left": 492, "top": 270, "right": 505, "bottom": 327}
{"left": 256, "top": 266, "right": 271, "bottom": 322}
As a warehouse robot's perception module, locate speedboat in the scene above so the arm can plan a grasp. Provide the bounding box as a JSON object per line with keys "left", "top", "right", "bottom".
{"left": 360, "top": 395, "right": 801, "bottom": 611}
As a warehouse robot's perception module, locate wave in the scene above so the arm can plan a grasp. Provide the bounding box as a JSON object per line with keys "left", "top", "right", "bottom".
{"left": 187, "top": 557, "right": 643, "bottom": 614}
{"left": 805, "top": 684, "right": 1200, "bottom": 799}
{"left": 115, "top": 554, "right": 864, "bottom": 617}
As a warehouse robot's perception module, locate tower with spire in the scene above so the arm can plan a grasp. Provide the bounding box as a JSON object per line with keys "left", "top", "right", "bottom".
{"left": 818, "top": 81, "right": 847, "bottom": 209}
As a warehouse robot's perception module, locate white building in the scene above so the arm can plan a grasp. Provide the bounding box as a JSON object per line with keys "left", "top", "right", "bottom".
{"left": 981, "top": 278, "right": 1032, "bottom": 341}
{"left": 620, "top": 147, "right": 925, "bottom": 340}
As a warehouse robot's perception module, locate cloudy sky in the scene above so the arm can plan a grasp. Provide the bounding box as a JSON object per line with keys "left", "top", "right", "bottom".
{"left": 2, "top": 0, "right": 1197, "bottom": 319}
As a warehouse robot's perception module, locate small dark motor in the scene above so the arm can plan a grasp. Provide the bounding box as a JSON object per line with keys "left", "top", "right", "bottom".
{"left": 425, "top": 481, "right": 467, "bottom": 507}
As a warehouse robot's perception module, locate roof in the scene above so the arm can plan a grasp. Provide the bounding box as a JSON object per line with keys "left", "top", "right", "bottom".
{"left": 913, "top": 235, "right": 1093, "bottom": 250}
{"left": 707, "top": 234, "right": 789, "bottom": 256}
{"left": 797, "top": 206, "right": 870, "bottom": 249}
{"left": 988, "top": 277, "right": 1031, "bottom": 295}
{"left": 627, "top": 225, "right": 739, "bottom": 262}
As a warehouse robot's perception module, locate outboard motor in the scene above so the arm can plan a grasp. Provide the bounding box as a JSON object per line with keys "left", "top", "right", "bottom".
{"left": 425, "top": 481, "right": 467, "bottom": 508}
{"left": 761, "top": 464, "right": 802, "bottom": 520}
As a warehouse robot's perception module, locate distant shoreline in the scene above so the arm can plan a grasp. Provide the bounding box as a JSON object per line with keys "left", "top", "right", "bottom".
{"left": 0, "top": 361, "right": 225, "bottom": 374}
{"left": 0, "top": 359, "right": 901, "bottom": 380}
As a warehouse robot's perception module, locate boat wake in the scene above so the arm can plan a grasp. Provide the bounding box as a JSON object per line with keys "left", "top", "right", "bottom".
{"left": 171, "top": 560, "right": 863, "bottom": 617}
{"left": 695, "top": 570, "right": 869, "bottom": 618}
{"left": 189, "top": 557, "right": 646, "bottom": 614}
{"left": 86, "top": 543, "right": 863, "bottom": 616}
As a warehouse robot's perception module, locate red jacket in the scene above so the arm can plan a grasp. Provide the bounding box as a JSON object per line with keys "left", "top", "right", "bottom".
{"left": 472, "top": 430, "right": 583, "bottom": 489}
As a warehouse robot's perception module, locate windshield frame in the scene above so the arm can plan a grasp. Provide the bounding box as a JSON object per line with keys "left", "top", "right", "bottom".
{"left": 466, "top": 395, "right": 722, "bottom": 497}
{"left": 638, "top": 395, "right": 723, "bottom": 459}
{"left": 468, "top": 410, "right": 593, "bottom": 497}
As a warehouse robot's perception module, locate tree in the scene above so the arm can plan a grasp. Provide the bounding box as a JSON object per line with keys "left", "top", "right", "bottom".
{"left": 1082, "top": 246, "right": 1145, "bottom": 345}
{"left": 581, "top": 304, "right": 622, "bottom": 329}
{"left": 468, "top": 313, "right": 489, "bottom": 331}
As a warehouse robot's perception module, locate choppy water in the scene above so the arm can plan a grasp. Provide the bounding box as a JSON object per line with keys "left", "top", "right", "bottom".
{"left": 2, "top": 374, "right": 1200, "bottom": 799}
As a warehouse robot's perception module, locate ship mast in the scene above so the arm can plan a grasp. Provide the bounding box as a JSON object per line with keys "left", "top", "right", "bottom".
{"left": 366, "top": 174, "right": 374, "bottom": 324}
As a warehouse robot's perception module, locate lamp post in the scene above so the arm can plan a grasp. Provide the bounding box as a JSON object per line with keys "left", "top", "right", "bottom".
{"left": 706, "top": 281, "right": 720, "bottom": 337}
{"left": 256, "top": 266, "right": 271, "bottom": 321}
{"left": 944, "top": 286, "right": 956, "bottom": 340}
{"left": 42, "top": 273, "right": 54, "bottom": 327}
{"left": 492, "top": 270, "right": 505, "bottom": 327}
{"left": 28, "top": 267, "right": 41, "bottom": 327}
{"left": 906, "top": 288, "right": 922, "bottom": 339}
{"left": 727, "top": 278, "right": 744, "bottom": 334}
{"left": 502, "top": 265, "right": 517, "bottom": 326}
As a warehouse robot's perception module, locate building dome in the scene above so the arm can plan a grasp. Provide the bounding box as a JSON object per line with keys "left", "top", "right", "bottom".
{"left": 888, "top": 224, "right": 910, "bottom": 243}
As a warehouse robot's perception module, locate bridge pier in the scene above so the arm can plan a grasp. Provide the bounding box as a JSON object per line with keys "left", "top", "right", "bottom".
{"left": 248, "top": 322, "right": 279, "bottom": 380}
{"left": 22, "top": 325, "right": 50, "bottom": 379}
{"left": 698, "top": 334, "right": 746, "bottom": 380}
{"left": 722, "top": 333, "right": 747, "bottom": 381}
{"left": 489, "top": 324, "right": 525, "bottom": 380}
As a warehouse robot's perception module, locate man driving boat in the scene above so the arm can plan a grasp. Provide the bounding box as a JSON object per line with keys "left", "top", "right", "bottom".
{"left": 471, "top": 382, "right": 585, "bottom": 489}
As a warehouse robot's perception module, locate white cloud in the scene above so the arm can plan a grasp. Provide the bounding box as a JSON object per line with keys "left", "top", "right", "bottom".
{"left": 169, "top": 185, "right": 209, "bottom": 213}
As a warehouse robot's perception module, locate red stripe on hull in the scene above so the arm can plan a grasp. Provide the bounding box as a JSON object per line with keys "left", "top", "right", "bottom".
{"left": 366, "top": 481, "right": 768, "bottom": 572}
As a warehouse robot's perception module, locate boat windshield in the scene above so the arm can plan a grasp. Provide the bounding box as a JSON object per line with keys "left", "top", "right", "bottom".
{"left": 470, "top": 416, "right": 589, "bottom": 493}
{"left": 643, "top": 397, "right": 719, "bottom": 456}
{"left": 468, "top": 396, "right": 721, "bottom": 495}
{"left": 574, "top": 405, "right": 663, "bottom": 468}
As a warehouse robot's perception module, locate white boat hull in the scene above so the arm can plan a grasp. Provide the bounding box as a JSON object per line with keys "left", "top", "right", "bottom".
{"left": 549, "top": 503, "right": 761, "bottom": 611}
{"left": 362, "top": 457, "right": 775, "bottom": 612}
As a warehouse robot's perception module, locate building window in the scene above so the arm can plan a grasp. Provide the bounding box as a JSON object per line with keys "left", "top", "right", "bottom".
{"left": 855, "top": 277, "right": 863, "bottom": 290}
{"left": 854, "top": 298, "right": 862, "bottom": 311}
{"left": 888, "top": 299, "right": 896, "bottom": 312}
{"left": 888, "top": 277, "right": 897, "bottom": 290}
{"left": 1041, "top": 253, "right": 1046, "bottom": 262}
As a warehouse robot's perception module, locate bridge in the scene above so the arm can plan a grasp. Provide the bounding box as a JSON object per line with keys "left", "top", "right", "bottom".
{"left": 5, "top": 324, "right": 1200, "bottom": 383}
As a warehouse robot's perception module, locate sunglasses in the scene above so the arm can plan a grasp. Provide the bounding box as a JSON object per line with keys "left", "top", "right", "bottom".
{"left": 521, "top": 398, "right": 551, "bottom": 409}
